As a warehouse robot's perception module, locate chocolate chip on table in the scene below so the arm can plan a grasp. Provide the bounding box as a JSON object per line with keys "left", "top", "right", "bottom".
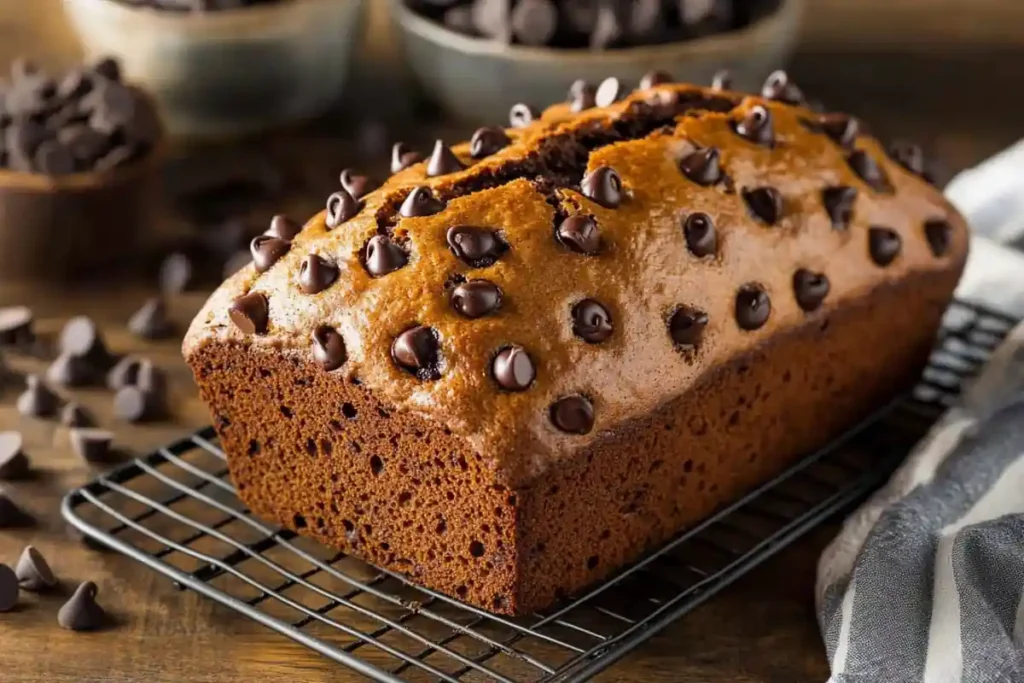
{"left": 567, "top": 79, "right": 596, "bottom": 112}
{"left": 793, "top": 269, "right": 830, "bottom": 311}
{"left": 0, "top": 306, "right": 34, "bottom": 346}
{"left": 761, "top": 70, "right": 803, "bottom": 105}
{"left": 0, "top": 432, "right": 29, "bottom": 481}
{"left": 743, "top": 186, "right": 784, "bottom": 225}
{"left": 391, "top": 326, "right": 441, "bottom": 380}
{"left": 390, "top": 142, "right": 422, "bottom": 174}
{"left": 556, "top": 215, "right": 601, "bottom": 254}
{"left": 510, "top": 0, "right": 557, "bottom": 45}
{"left": 229, "top": 292, "right": 269, "bottom": 335}
{"left": 106, "top": 356, "right": 142, "bottom": 391}
{"left": 447, "top": 225, "right": 507, "bottom": 267}
{"left": 249, "top": 235, "right": 291, "bottom": 273}
{"left": 815, "top": 113, "right": 859, "bottom": 149}
{"left": 0, "top": 564, "right": 17, "bottom": 613}
{"left": 710, "top": 69, "right": 733, "bottom": 91}
{"left": 15, "top": 546, "right": 57, "bottom": 592}
{"left": 69, "top": 428, "right": 115, "bottom": 464}
{"left": 364, "top": 235, "right": 408, "bottom": 277}
{"left": 924, "top": 218, "right": 953, "bottom": 257}
{"left": 550, "top": 395, "right": 594, "bottom": 435}
{"left": 339, "top": 168, "right": 376, "bottom": 199}
{"left": 159, "top": 252, "right": 193, "bottom": 294}
{"left": 868, "top": 226, "right": 902, "bottom": 266}
{"left": 469, "top": 127, "right": 511, "bottom": 159}
{"left": 400, "top": 187, "right": 445, "bottom": 218}
{"left": 312, "top": 325, "right": 347, "bottom": 372}
{"left": 822, "top": 186, "right": 857, "bottom": 231}
{"left": 735, "top": 284, "right": 771, "bottom": 331}
{"left": 426, "top": 140, "right": 466, "bottom": 177}
{"left": 59, "top": 315, "right": 114, "bottom": 369}
{"left": 113, "top": 386, "right": 151, "bottom": 423}
{"left": 580, "top": 165, "right": 623, "bottom": 208}
{"left": 59, "top": 582, "right": 106, "bottom": 631}
{"left": 298, "top": 254, "right": 339, "bottom": 294}
{"left": 450, "top": 280, "right": 503, "bottom": 318}
{"left": 45, "top": 353, "right": 94, "bottom": 388}
{"left": 265, "top": 214, "right": 302, "bottom": 241}
{"left": 492, "top": 345, "right": 535, "bottom": 391}
{"left": 682, "top": 212, "right": 717, "bottom": 257}
{"left": 61, "top": 402, "right": 94, "bottom": 428}
{"left": 127, "top": 297, "right": 174, "bottom": 340}
{"left": 508, "top": 103, "right": 539, "bottom": 129}
{"left": 668, "top": 306, "right": 708, "bottom": 348}
{"left": 678, "top": 147, "right": 722, "bottom": 186}
{"left": 17, "top": 375, "right": 60, "bottom": 418}
{"left": 639, "top": 70, "right": 672, "bottom": 89}
{"left": 324, "top": 190, "right": 361, "bottom": 229}
{"left": 594, "top": 77, "right": 624, "bottom": 108}
{"left": 572, "top": 299, "right": 613, "bottom": 343}
{"left": 0, "top": 488, "right": 32, "bottom": 529}
{"left": 847, "top": 151, "right": 892, "bottom": 193}
{"left": 734, "top": 105, "right": 774, "bottom": 145}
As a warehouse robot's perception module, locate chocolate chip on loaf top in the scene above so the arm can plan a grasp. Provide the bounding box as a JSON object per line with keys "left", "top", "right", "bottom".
{"left": 184, "top": 72, "right": 967, "bottom": 483}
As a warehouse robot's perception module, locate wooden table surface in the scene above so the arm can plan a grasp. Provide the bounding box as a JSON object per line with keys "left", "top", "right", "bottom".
{"left": 1, "top": 1, "right": 1022, "bottom": 681}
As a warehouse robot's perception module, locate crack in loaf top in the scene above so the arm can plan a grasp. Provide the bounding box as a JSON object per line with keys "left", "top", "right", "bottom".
{"left": 184, "top": 73, "right": 969, "bottom": 485}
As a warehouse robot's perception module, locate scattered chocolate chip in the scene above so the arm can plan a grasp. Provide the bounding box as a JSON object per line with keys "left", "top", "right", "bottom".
{"left": 426, "top": 140, "right": 466, "bottom": 177}
{"left": 159, "top": 252, "right": 192, "bottom": 294}
{"left": 710, "top": 69, "right": 732, "bottom": 91}
{"left": 668, "top": 306, "right": 708, "bottom": 348}
{"left": 0, "top": 488, "right": 32, "bottom": 528}
{"left": 59, "top": 581, "right": 106, "bottom": 631}
{"left": 229, "top": 292, "right": 269, "bottom": 335}
{"left": 889, "top": 140, "right": 929, "bottom": 180}
{"left": 15, "top": 546, "right": 56, "bottom": 592}
{"left": 822, "top": 186, "right": 857, "bottom": 230}
{"left": 364, "top": 235, "right": 409, "bottom": 277}
{"left": 0, "top": 564, "right": 17, "bottom": 612}
{"left": 59, "top": 315, "right": 113, "bottom": 368}
{"left": 735, "top": 284, "right": 771, "bottom": 331}
{"left": 127, "top": 297, "right": 174, "bottom": 339}
{"left": 639, "top": 70, "right": 672, "bottom": 89}
{"left": 325, "top": 190, "right": 361, "bottom": 229}
{"left": 391, "top": 326, "right": 441, "bottom": 380}
{"left": 567, "top": 79, "right": 596, "bottom": 112}
{"left": 734, "top": 105, "right": 773, "bottom": 145}
{"left": 761, "top": 70, "right": 803, "bottom": 105}
{"left": 0, "top": 306, "right": 34, "bottom": 346}
{"left": 511, "top": 0, "right": 557, "bottom": 45}
{"left": 470, "top": 127, "right": 511, "bottom": 159}
{"left": 594, "top": 77, "right": 624, "bottom": 108}
{"left": 550, "top": 395, "right": 594, "bottom": 435}
{"left": 451, "top": 280, "right": 503, "bottom": 318}
{"left": 868, "top": 226, "right": 902, "bottom": 266}
{"left": 572, "top": 299, "right": 613, "bottom": 343}
{"left": 265, "top": 214, "right": 302, "bottom": 240}
{"left": 298, "top": 254, "right": 339, "bottom": 294}
{"left": 793, "top": 269, "right": 830, "bottom": 311}
{"left": 580, "top": 165, "right": 623, "bottom": 208}
{"left": 815, "top": 113, "right": 859, "bottom": 149}
{"left": 0, "top": 432, "right": 29, "bottom": 480}
{"left": 106, "top": 356, "right": 141, "bottom": 391}
{"left": 556, "top": 215, "right": 601, "bottom": 254}
{"left": 590, "top": 2, "right": 623, "bottom": 48}
{"left": 339, "top": 169, "right": 375, "bottom": 199}
{"left": 391, "top": 142, "right": 422, "bottom": 173}
{"left": 743, "top": 186, "right": 784, "bottom": 225}
{"left": 249, "top": 235, "right": 291, "bottom": 273}
{"left": 45, "top": 353, "right": 94, "bottom": 388}
{"left": 924, "top": 219, "right": 953, "bottom": 257}
{"left": 113, "top": 387, "right": 150, "bottom": 423}
{"left": 312, "top": 326, "right": 347, "bottom": 371}
{"left": 71, "top": 428, "right": 116, "bottom": 464}
{"left": 61, "top": 402, "right": 93, "bottom": 428}
{"left": 679, "top": 147, "right": 722, "bottom": 186}
{"left": 847, "top": 151, "right": 892, "bottom": 193}
{"left": 509, "top": 103, "right": 539, "bottom": 128}
{"left": 682, "top": 212, "right": 717, "bottom": 257}
{"left": 400, "top": 187, "right": 445, "bottom": 217}
{"left": 447, "top": 225, "right": 507, "bottom": 267}
{"left": 17, "top": 375, "right": 59, "bottom": 418}
{"left": 492, "top": 345, "right": 535, "bottom": 391}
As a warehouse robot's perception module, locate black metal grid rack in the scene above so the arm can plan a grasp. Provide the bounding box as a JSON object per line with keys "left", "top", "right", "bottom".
{"left": 62, "top": 300, "right": 1018, "bottom": 683}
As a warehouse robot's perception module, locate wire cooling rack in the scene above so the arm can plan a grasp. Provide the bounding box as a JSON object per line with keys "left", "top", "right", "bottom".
{"left": 62, "top": 300, "right": 1018, "bottom": 683}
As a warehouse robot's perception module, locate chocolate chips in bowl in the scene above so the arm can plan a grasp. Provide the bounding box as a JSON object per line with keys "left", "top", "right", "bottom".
{"left": 0, "top": 57, "right": 164, "bottom": 281}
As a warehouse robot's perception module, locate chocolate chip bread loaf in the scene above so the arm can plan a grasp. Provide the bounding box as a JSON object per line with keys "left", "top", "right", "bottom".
{"left": 184, "top": 71, "right": 968, "bottom": 615}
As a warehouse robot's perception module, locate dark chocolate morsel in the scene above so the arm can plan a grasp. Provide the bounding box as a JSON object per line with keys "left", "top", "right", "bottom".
{"left": 266, "top": 214, "right": 302, "bottom": 240}
{"left": 106, "top": 356, "right": 141, "bottom": 391}
{"left": 298, "top": 254, "right": 338, "bottom": 294}
{"left": 391, "top": 326, "right": 441, "bottom": 380}
{"left": 250, "top": 235, "right": 291, "bottom": 273}
{"left": 312, "top": 325, "right": 347, "bottom": 371}
{"left": 571, "top": 299, "right": 613, "bottom": 343}
{"left": 45, "top": 353, "right": 94, "bottom": 388}
{"left": 924, "top": 218, "right": 953, "bottom": 257}
{"left": 816, "top": 113, "right": 860, "bottom": 149}
{"left": 556, "top": 215, "right": 601, "bottom": 254}
{"left": 793, "top": 269, "right": 830, "bottom": 311}
{"left": 447, "top": 225, "right": 507, "bottom": 267}
{"left": 325, "top": 190, "right": 361, "bottom": 229}
{"left": 550, "top": 395, "right": 594, "bottom": 435}
{"left": 668, "top": 306, "right": 709, "bottom": 348}
{"left": 847, "top": 151, "right": 893, "bottom": 193}
{"left": 0, "top": 489, "right": 32, "bottom": 529}
{"left": 15, "top": 546, "right": 56, "bottom": 592}
{"left": 34, "top": 141, "right": 76, "bottom": 175}
{"left": 229, "top": 292, "right": 269, "bottom": 335}
{"left": 450, "top": 280, "right": 503, "bottom": 318}
{"left": 93, "top": 57, "right": 121, "bottom": 82}
{"left": 69, "top": 428, "right": 114, "bottom": 464}
{"left": 0, "top": 565, "right": 16, "bottom": 612}
{"left": 127, "top": 297, "right": 173, "bottom": 340}
{"left": 679, "top": 147, "right": 722, "bottom": 186}
{"left": 0, "top": 432, "right": 29, "bottom": 481}
{"left": 821, "top": 186, "right": 858, "bottom": 231}
{"left": 889, "top": 140, "right": 929, "bottom": 180}
{"left": 735, "top": 284, "right": 771, "bottom": 331}
{"left": 339, "top": 169, "right": 376, "bottom": 199}
{"left": 734, "top": 105, "right": 774, "bottom": 145}
{"left": 868, "top": 226, "right": 902, "bottom": 266}
{"left": 580, "top": 165, "right": 623, "bottom": 208}
{"left": 400, "top": 187, "right": 446, "bottom": 217}
{"left": 470, "top": 127, "right": 511, "bottom": 159}
{"left": 510, "top": 0, "right": 558, "bottom": 45}
{"left": 639, "top": 70, "right": 672, "bottom": 89}
{"left": 391, "top": 142, "right": 422, "bottom": 173}
{"left": 761, "top": 70, "right": 803, "bottom": 105}
{"left": 590, "top": 1, "right": 623, "bottom": 49}
{"left": 710, "top": 69, "right": 732, "bottom": 91}
{"left": 471, "top": 0, "right": 513, "bottom": 41}
{"left": 594, "top": 76, "right": 624, "bottom": 108}
{"left": 682, "top": 212, "right": 717, "bottom": 257}
{"left": 426, "top": 139, "right": 466, "bottom": 177}
{"left": 113, "top": 386, "right": 149, "bottom": 423}
{"left": 509, "top": 103, "right": 539, "bottom": 129}
{"left": 492, "top": 345, "right": 535, "bottom": 391}
{"left": 0, "top": 306, "right": 33, "bottom": 346}
{"left": 567, "top": 79, "right": 596, "bottom": 112}
{"left": 58, "top": 582, "right": 106, "bottom": 631}
{"left": 16, "top": 375, "right": 59, "bottom": 418}
{"left": 743, "top": 187, "right": 784, "bottom": 225}
{"left": 59, "top": 315, "right": 112, "bottom": 367}
{"left": 364, "top": 235, "right": 409, "bottom": 277}
{"left": 61, "top": 402, "right": 93, "bottom": 428}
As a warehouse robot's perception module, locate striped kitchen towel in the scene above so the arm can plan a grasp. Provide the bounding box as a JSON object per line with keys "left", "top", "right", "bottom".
{"left": 816, "top": 144, "right": 1024, "bottom": 683}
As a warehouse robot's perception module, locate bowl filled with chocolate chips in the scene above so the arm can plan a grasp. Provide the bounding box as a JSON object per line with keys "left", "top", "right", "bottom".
{"left": 392, "top": 0, "right": 804, "bottom": 123}
{"left": 0, "top": 57, "right": 164, "bottom": 281}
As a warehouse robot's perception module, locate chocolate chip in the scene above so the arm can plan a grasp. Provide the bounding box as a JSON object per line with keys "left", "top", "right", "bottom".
{"left": 447, "top": 225, "right": 507, "bottom": 266}
{"left": 249, "top": 235, "right": 291, "bottom": 274}
{"left": 567, "top": 79, "right": 596, "bottom": 112}
{"left": 15, "top": 546, "right": 56, "bottom": 592}
{"left": 61, "top": 402, "right": 93, "bottom": 428}
{"left": 45, "top": 353, "right": 94, "bottom": 388}
{"left": 364, "top": 235, "right": 409, "bottom": 277}
{"left": 492, "top": 345, "right": 535, "bottom": 391}
{"left": 639, "top": 70, "right": 672, "bottom": 90}
{"left": 127, "top": 297, "right": 174, "bottom": 339}
{"left": 312, "top": 325, "right": 347, "bottom": 371}
{"left": 59, "top": 316, "right": 113, "bottom": 368}
{"left": 761, "top": 70, "right": 803, "bottom": 105}
{"left": 229, "top": 292, "right": 269, "bottom": 335}
{"left": 0, "top": 306, "right": 33, "bottom": 346}
{"left": 106, "top": 356, "right": 141, "bottom": 391}
{"left": 710, "top": 69, "right": 732, "bottom": 91}
{"left": 159, "top": 252, "right": 192, "bottom": 294}
{"left": 450, "top": 280, "right": 503, "bottom": 318}
{"left": 0, "top": 432, "right": 29, "bottom": 481}
{"left": 298, "top": 254, "right": 338, "bottom": 294}
{"left": 511, "top": 0, "right": 557, "bottom": 45}
{"left": 325, "top": 190, "right": 361, "bottom": 229}
{"left": 868, "top": 226, "right": 902, "bottom": 266}
{"left": 509, "top": 103, "right": 539, "bottom": 129}
{"left": 581, "top": 165, "right": 623, "bottom": 208}
{"left": 34, "top": 140, "right": 75, "bottom": 175}
{"left": 569, "top": 296, "right": 613, "bottom": 344}
{"left": 17, "top": 375, "right": 59, "bottom": 418}
{"left": 93, "top": 56, "right": 121, "bottom": 82}
{"left": 924, "top": 219, "right": 953, "bottom": 257}
{"left": 815, "top": 113, "right": 859, "bottom": 149}
{"left": 391, "top": 142, "right": 422, "bottom": 173}
{"left": 628, "top": 0, "right": 662, "bottom": 35}
{"left": 889, "top": 140, "right": 929, "bottom": 180}
{"left": 683, "top": 212, "right": 717, "bottom": 257}
{"left": 793, "top": 269, "right": 830, "bottom": 311}
{"left": 470, "top": 127, "right": 511, "bottom": 159}
{"left": 471, "top": 0, "right": 513, "bottom": 41}
{"left": 426, "top": 140, "right": 466, "bottom": 177}
{"left": 590, "top": 2, "right": 623, "bottom": 49}
{"left": 0, "top": 489, "right": 32, "bottom": 528}
{"left": 550, "top": 395, "right": 594, "bottom": 435}
{"left": 58, "top": 582, "right": 106, "bottom": 631}
{"left": 0, "top": 565, "right": 17, "bottom": 612}
{"left": 400, "top": 187, "right": 445, "bottom": 217}
{"left": 847, "top": 151, "right": 892, "bottom": 193}
{"left": 556, "top": 215, "right": 601, "bottom": 254}
{"left": 594, "top": 77, "right": 625, "bottom": 108}
{"left": 734, "top": 105, "right": 773, "bottom": 145}
{"left": 266, "top": 214, "right": 302, "bottom": 240}
{"left": 113, "top": 386, "right": 150, "bottom": 423}
{"left": 391, "top": 326, "right": 441, "bottom": 380}
{"left": 339, "top": 169, "right": 376, "bottom": 199}
{"left": 735, "top": 284, "right": 771, "bottom": 331}
{"left": 822, "top": 186, "right": 857, "bottom": 230}
{"left": 679, "top": 147, "right": 722, "bottom": 186}
{"left": 69, "top": 428, "right": 114, "bottom": 464}
{"left": 668, "top": 306, "right": 708, "bottom": 348}
{"left": 743, "top": 187, "right": 783, "bottom": 225}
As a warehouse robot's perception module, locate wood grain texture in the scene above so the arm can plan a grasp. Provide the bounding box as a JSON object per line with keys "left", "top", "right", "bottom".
{"left": 0, "top": 0, "right": 1021, "bottom": 681}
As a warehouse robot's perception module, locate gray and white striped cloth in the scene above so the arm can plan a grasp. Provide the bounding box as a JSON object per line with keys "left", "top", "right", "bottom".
{"left": 816, "top": 142, "right": 1024, "bottom": 683}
